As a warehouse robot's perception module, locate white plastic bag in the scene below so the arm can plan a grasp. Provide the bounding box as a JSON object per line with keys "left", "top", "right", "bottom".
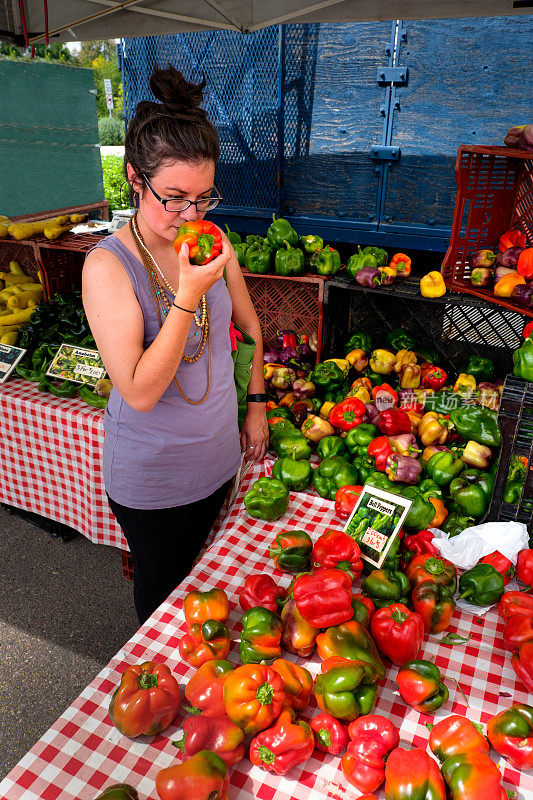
{"left": 430, "top": 521, "right": 529, "bottom": 570}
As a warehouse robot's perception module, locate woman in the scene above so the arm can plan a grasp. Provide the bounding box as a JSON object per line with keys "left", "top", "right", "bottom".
{"left": 83, "top": 65, "right": 268, "bottom": 625}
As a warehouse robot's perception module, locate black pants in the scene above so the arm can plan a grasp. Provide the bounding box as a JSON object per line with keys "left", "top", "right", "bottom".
{"left": 108, "top": 480, "right": 231, "bottom": 625}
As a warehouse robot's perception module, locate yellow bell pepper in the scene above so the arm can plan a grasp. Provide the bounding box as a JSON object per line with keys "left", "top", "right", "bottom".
{"left": 319, "top": 401, "right": 335, "bottom": 420}
{"left": 394, "top": 349, "right": 417, "bottom": 373}
{"left": 399, "top": 363, "right": 421, "bottom": 389}
{"left": 346, "top": 386, "right": 371, "bottom": 404}
{"left": 494, "top": 272, "right": 525, "bottom": 297}
{"left": 453, "top": 373, "right": 477, "bottom": 395}
{"left": 324, "top": 358, "right": 350, "bottom": 377}
{"left": 420, "top": 271, "right": 446, "bottom": 298}
{"left": 369, "top": 349, "right": 396, "bottom": 374}
{"left": 345, "top": 349, "right": 368, "bottom": 372}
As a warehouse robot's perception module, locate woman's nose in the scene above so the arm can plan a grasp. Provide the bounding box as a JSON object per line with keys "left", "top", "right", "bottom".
{"left": 178, "top": 204, "right": 199, "bottom": 223}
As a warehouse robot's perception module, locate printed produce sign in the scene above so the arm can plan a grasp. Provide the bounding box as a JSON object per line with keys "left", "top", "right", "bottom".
{"left": 46, "top": 344, "right": 106, "bottom": 386}
{"left": 343, "top": 486, "right": 412, "bottom": 568}
{"left": 0, "top": 343, "right": 27, "bottom": 383}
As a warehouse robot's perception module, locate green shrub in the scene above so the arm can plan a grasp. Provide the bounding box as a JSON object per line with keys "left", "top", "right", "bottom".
{"left": 101, "top": 155, "right": 129, "bottom": 212}
{"left": 98, "top": 116, "right": 125, "bottom": 146}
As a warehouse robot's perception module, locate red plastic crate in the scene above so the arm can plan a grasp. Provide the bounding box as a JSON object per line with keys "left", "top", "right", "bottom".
{"left": 0, "top": 238, "right": 42, "bottom": 283}
{"left": 441, "top": 145, "right": 533, "bottom": 317}
{"left": 38, "top": 232, "right": 105, "bottom": 301}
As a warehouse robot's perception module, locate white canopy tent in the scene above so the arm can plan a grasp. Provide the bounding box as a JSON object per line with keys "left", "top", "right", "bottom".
{"left": 1, "top": 0, "right": 531, "bottom": 45}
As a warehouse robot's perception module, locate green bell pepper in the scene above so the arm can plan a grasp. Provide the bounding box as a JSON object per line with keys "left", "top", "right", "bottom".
{"left": 513, "top": 336, "right": 533, "bottom": 382}
{"left": 313, "top": 456, "right": 359, "bottom": 500}
{"left": 345, "top": 424, "right": 379, "bottom": 455}
{"left": 459, "top": 355, "right": 495, "bottom": 382}
{"left": 244, "top": 240, "right": 273, "bottom": 274}
{"left": 274, "top": 241, "right": 305, "bottom": 277}
{"left": 364, "top": 471, "right": 399, "bottom": 493}
{"left": 243, "top": 477, "right": 289, "bottom": 521}
{"left": 234, "top": 241, "right": 249, "bottom": 266}
{"left": 298, "top": 233, "right": 323, "bottom": 256}
{"left": 361, "top": 569, "right": 411, "bottom": 609}
{"left": 267, "top": 213, "right": 299, "bottom": 248}
{"left": 386, "top": 328, "right": 416, "bottom": 352}
{"left": 344, "top": 331, "right": 373, "bottom": 355}
{"left": 245, "top": 234, "right": 264, "bottom": 246}
{"left": 458, "top": 563, "right": 505, "bottom": 606}
{"left": 323, "top": 387, "right": 350, "bottom": 403}
{"left": 361, "top": 536, "right": 401, "bottom": 573}
{"left": 449, "top": 468, "right": 494, "bottom": 518}
{"left": 364, "top": 369, "right": 387, "bottom": 387}
{"left": 503, "top": 479, "right": 523, "bottom": 504}
{"left": 317, "top": 435, "right": 348, "bottom": 460}
{"left": 266, "top": 407, "right": 292, "bottom": 421}
{"left": 346, "top": 247, "right": 378, "bottom": 279}
{"left": 225, "top": 224, "right": 241, "bottom": 245}
{"left": 352, "top": 455, "right": 376, "bottom": 484}
{"left": 271, "top": 457, "right": 313, "bottom": 491}
{"left": 425, "top": 451, "right": 465, "bottom": 486}
{"left": 310, "top": 361, "right": 345, "bottom": 392}
{"left": 314, "top": 661, "right": 379, "bottom": 721}
{"left": 362, "top": 245, "right": 388, "bottom": 267}
{"left": 269, "top": 529, "right": 313, "bottom": 572}
{"left": 239, "top": 606, "right": 283, "bottom": 663}
{"left": 310, "top": 246, "right": 342, "bottom": 276}
{"left": 272, "top": 432, "right": 312, "bottom": 461}
{"left": 441, "top": 512, "right": 475, "bottom": 537}
{"left": 448, "top": 404, "right": 501, "bottom": 447}
{"left": 418, "top": 478, "right": 445, "bottom": 502}
{"left": 400, "top": 486, "right": 435, "bottom": 532}
{"left": 423, "top": 390, "right": 459, "bottom": 415}
{"left": 414, "top": 347, "right": 440, "bottom": 365}
{"left": 94, "top": 786, "right": 138, "bottom": 800}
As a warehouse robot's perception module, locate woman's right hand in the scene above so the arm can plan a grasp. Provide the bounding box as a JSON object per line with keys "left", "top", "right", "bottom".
{"left": 174, "top": 236, "right": 231, "bottom": 309}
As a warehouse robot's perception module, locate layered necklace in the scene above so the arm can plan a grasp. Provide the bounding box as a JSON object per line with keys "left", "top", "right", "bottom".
{"left": 130, "top": 213, "right": 211, "bottom": 405}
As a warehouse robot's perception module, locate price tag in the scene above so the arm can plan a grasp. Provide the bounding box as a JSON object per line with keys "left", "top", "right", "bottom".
{"left": 46, "top": 344, "right": 106, "bottom": 387}
{"left": 343, "top": 486, "right": 412, "bottom": 568}
{"left": 0, "top": 344, "right": 27, "bottom": 383}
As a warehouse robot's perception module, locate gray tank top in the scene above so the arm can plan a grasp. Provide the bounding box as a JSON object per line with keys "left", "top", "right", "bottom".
{"left": 89, "top": 236, "right": 241, "bottom": 509}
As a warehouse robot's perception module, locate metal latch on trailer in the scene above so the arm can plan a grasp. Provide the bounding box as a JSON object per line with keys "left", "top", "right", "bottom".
{"left": 376, "top": 67, "right": 409, "bottom": 85}
{"left": 370, "top": 146, "right": 401, "bottom": 161}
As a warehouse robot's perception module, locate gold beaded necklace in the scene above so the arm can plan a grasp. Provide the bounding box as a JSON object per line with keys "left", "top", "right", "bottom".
{"left": 130, "top": 214, "right": 211, "bottom": 405}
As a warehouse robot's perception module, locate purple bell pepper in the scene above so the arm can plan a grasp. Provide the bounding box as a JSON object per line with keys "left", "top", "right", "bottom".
{"left": 355, "top": 266, "right": 382, "bottom": 287}
{"left": 385, "top": 453, "right": 422, "bottom": 484}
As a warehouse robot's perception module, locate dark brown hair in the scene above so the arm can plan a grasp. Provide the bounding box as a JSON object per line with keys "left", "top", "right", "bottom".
{"left": 124, "top": 65, "right": 219, "bottom": 188}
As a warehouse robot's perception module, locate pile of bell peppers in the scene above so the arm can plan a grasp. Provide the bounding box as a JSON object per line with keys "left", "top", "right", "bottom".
{"left": 468, "top": 226, "right": 533, "bottom": 310}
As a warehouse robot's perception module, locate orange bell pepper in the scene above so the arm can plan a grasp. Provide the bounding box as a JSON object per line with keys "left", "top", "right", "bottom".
{"left": 517, "top": 247, "right": 533, "bottom": 280}
{"left": 390, "top": 253, "right": 412, "bottom": 276}
{"left": 178, "top": 620, "right": 231, "bottom": 667}
{"left": 429, "top": 497, "right": 448, "bottom": 527}
{"left": 222, "top": 663, "right": 286, "bottom": 734}
{"left": 271, "top": 658, "right": 313, "bottom": 712}
{"left": 109, "top": 661, "right": 181, "bottom": 738}
{"left": 494, "top": 272, "right": 526, "bottom": 297}
{"left": 183, "top": 588, "right": 229, "bottom": 626}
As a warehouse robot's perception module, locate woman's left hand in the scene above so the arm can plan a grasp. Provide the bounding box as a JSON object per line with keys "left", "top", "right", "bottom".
{"left": 241, "top": 406, "right": 269, "bottom": 463}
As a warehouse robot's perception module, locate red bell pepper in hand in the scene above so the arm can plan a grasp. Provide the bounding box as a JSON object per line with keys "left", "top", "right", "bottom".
{"left": 335, "top": 484, "right": 363, "bottom": 520}
{"left": 271, "top": 658, "right": 313, "bottom": 712}
{"left": 370, "top": 603, "right": 424, "bottom": 665}
{"left": 441, "top": 751, "right": 508, "bottom": 800}
{"left": 183, "top": 588, "right": 229, "bottom": 626}
{"left": 487, "top": 703, "right": 533, "bottom": 771}
{"left": 428, "top": 715, "right": 489, "bottom": 762}
{"left": 480, "top": 551, "right": 514, "bottom": 586}
{"left": 173, "top": 220, "right": 222, "bottom": 265}
{"left": 173, "top": 714, "right": 245, "bottom": 767}
{"left": 222, "top": 663, "right": 285, "bottom": 735}
{"left": 155, "top": 750, "right": 229, "bottom": 800}
{"left": 178, "top": 620, "right": 231, "bottom": 667}
{"left": 249, "top": 709, "right": 315, "bottom": 775}
{"left": 184, "top": 659, "right": 234, "bottom": 717}
{"left": 109, "top": 661, "right": 181, "bottom": 738}
{"left": 377, "top": 408, "right": 412, "bottom": 436}
{"left": 367, "top": 435, "right": 394, "bottom": 471}
{"left": 502, "top": 612, "right": 533, "bottom": 652}
{"left": 511, "top": 640, "right": 533, "bottom": 692}
{"left": 239, "top": 573, "right": 287, "bottom": 613}
{"left": 310, "top": 712, "right": 349, "bottom": 755}
{"left": 329, "top": 397, "right": 366, "bottom": 431}
{"left": 499, "top": 228, "right": 527, "bottom": 251}
{"left": 341, "top": 714, "right": 399, "bottom": 793}
{"left": 421, "top": 366, "right": 448, "bottom": 390}
{"left": 497, "top": 590, "right": 533, "bottom": 619}
{"left": 384, "top": 747, "right": 446, "bottom": 799}
{"left": 280, "top": 598, "right": 319, "bottom": 658}
{"left": 293, "top": 568, "right": 354, "bottom": 628}
{"left": 312, "top": 529, "right": 363, "bottom": 580}
{"left": 516, "top": 548, "right": 533, "bottom": 587}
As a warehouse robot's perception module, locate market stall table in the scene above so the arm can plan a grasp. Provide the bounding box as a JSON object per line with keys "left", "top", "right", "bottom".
{"left": 1, "top": 460, "right": 532, "bottom": 800}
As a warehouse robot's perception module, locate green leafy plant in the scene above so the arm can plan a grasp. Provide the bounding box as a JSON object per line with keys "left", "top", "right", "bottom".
{"left": 98, "top": 116, "right": 125, "bottom": 146}
{"left": 101, "top": 155, "right": 129, "bottom": 212}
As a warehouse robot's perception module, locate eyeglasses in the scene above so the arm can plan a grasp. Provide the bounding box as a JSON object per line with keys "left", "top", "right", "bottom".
{"left": 141, "top": 173, "right": 222, "bottom": 212}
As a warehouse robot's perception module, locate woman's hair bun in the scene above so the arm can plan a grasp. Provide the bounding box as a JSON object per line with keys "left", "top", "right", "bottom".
{"left": 150, "top": 65, "right": 207, "bottom": 116}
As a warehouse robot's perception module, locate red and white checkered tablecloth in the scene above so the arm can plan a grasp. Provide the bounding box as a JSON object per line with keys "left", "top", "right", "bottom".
{"left": 0, "top": 378, "right": 126, "bottom": 548}
{"left": 1, "top": 459, "right": 532, "bottom": 800}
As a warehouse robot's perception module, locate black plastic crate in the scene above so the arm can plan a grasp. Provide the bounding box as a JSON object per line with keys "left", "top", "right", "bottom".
{"left": 487, "top": 376, "right": 533, "bottom": 533}
{"left": 322, "top": 276, "right": 526, "bottom": 377}
{"left": 0, "top": 503, "right": 78, "bottom": 542}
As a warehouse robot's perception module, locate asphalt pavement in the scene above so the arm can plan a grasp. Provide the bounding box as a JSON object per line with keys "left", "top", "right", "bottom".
{"left": 0, "top": 505, "right": 139, "bottom": 779}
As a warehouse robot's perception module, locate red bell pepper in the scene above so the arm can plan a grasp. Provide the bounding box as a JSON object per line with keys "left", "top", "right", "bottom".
{"left": 367, "top": 435, "right": 394, "bottom": 471}
{"left": 353, "top": 592, "right": 376, "bottom": 622}
{"left": 405, "top": 553, "right": 457, "bottom": 592}
{"left": 173, "top": 714, "right": 245, "bottom": 767}
{"left": 312, "top": 529, "right": 363, "bottom": 580}
{"left": 401, "top": 530, "right": 439, "bottom": 569}
{"left": 280, "top": 598, "right": 319, "bottom": 658}
{"left": 421, "top": 366, "right": 448, "bottom": 390}
{"left": 109, "top": 661, "right": 181, "bottom": 738}
{"left": 249, "top": 709, "right": 315, "bottom": 775}
{"left": 428, "top": 715, "right": 489, "bottom": 762}
{"left": 183, "top": 588, "right": 229, "bottom": 626}
{"left": 524, "top": 320, "right": 533, "bottom": 339}
{"left": 239, "top": 573, "right": 287, "bottom": 613}
{"left": 502, "top": 612, "right": 533, "bottom": 652}
{"left": 370, "top": 603, "right": 424, "bottom": 665}
{"left": 516, "top": 548, "right": 533, "bottom": 587}
{"left": 173, "top": 220, "right": 222, "bottom": 265}
{"left": 271, "top": 658, "right": 313, "bottom": 712}
{"left": 334, "top": 484, "right": 363, "bottom": 520}
{"left": 372, "top": 383, "right": 399, "bottom": 408}
{"left": 396, "top": 659, "right": 449, "bottom": 714}
{"left": 511, "top": 640, "right": 533, "bottom": 692}
{"left": 487, "top": 703, "right": 533, "bottom": 771}
{"left": 411, "top": 580, "right": 455, "bottom": 634}
{"left": 517, "top": 248, "right": 533, "bottom": 280}
{"left": 441, "top": 751, "right": 508, "bottom": 800}
{"left": 497, "top": 590, "right": 533, "bottom": 619}
{"left": 293, "top": 568, "right": 354, "bottom": 628}
{"left": 377, "top": 408, "right": 412, "bottom": 436}
{"left": 499, "top": 228, "right": 527, "bottom": 251}
{"left": 155, "top": 750, "right": 229, "bottom": 800}
{"left": 480, "top": 551, "right": 514, "bottom": 586}
{"left": 329, "top": 397, "right": 366, "bottom": 431}
{"left": 184, "top": 659, "right": 234, "bottom": 718}
{"left": 178, "top": 620, "right": 231, "bottom": 667}
{"left": 341, "top": 714, "right": 399, "bottom": 793}
{"left": 390, "top": 253, "right": 412, "bottom": 276}
{"left": 222, "top": 663, "right": 285, "bottom": 735}
{"left": 310, "top": 711, "right": 349, "bottom": 755}
{"left": 384, "top": 747, "right": 446, "bottom": 799}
